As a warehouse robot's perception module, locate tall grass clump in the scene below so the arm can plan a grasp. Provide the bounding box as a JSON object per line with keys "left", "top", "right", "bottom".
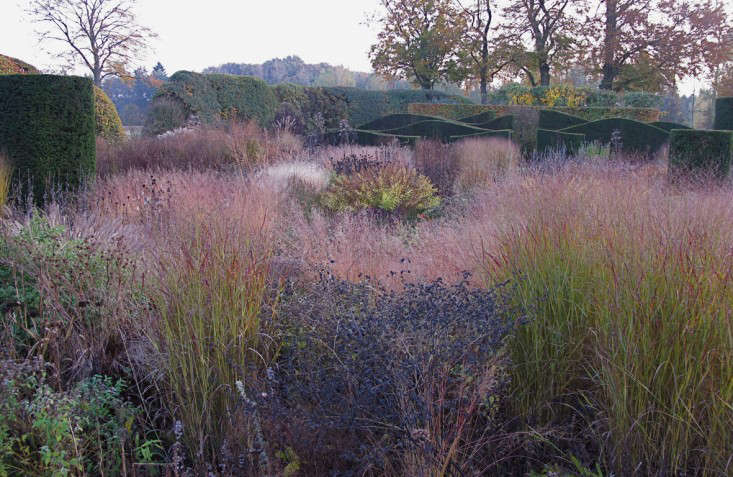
{"left": 452, "top": 137, "right": 518, "bottom": 193}
{"left": 149, "top": 190, "right": 277, "bottom": 472}
{"left": 492, "top": 169, "right": 733, "bottom": 475}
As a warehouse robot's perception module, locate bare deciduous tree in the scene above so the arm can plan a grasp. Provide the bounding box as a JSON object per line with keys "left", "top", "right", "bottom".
{"left": 502, "top": 0, "right": 587, "bottom": 87}
{"left": 27, "top": 0, "right": 156, "bottom": 86}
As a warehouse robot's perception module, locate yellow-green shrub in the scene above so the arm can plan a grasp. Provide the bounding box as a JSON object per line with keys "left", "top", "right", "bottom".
{"left": 321, "top": 163, "right": 440, "bottom": 219}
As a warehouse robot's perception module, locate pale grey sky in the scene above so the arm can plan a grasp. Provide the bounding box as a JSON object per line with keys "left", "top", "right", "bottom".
{"left": 2, "top": 0, "right": 729, "bottom": 94}
{"left": 1, "top": 0, "right": 383, "bottom": 74}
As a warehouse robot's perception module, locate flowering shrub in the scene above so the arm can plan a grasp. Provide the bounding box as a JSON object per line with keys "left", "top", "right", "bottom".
{"left": 320, "top": 163, "right": 440, "bottom": 219}
{"left": 262, "top": 275, "right": 518, "bottom": 475}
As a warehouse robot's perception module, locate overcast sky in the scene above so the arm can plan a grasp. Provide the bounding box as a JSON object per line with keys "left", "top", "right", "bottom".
{"left": 2, "top": 0, "right": 383, "bottom": 74}
{"left": 2, "top": 0, "right": 728, "bottom": 94}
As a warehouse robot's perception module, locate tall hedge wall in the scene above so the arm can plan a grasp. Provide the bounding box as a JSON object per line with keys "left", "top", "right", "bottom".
{"left": 1, "top": 53, "right": 123, "bottom": 139}
{"left": 0, "top": 75, "right": 96, "bottom": 200}
{"left": 669, "top": 129, "right": 733, "bottom": 180}
{"left": 408, "top": 103, "right": 660, "bottom": 122}
{"left": 713, "top": 97, "right": 733, "bottom": 131}
{"left": 560, "top": 118, "right": 669, "bottom": 156}
{"left": 153, "top": 71, "right": 279, "bottom": 126}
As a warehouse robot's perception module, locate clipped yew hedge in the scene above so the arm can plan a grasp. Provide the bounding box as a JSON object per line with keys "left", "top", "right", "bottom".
{"left": 538, "top": 110, "right": 587, "bottom": 130}
{"left": 0, "top": 75, "right": 96, "bottom": 200}
{"left": 408, "top": 103, "right": 660, "bottom": 122}
{"left": 669, "top": 129, "right": 733, "bottom": 180}
{"left": 560, "top": 118, "right": 669, "bottom": 156}
{"left": 537, "top": 129, "right": 585, "bottom": 155}
{"left": 152, "top": 71, "right": 279, "bottom": 126}
{"left": 649, "top": 121, "right": 691, "bottom": 132}
{"left": 323, "top": 129, "right": 418, "bottom": 146}
{"left": 358, "top": 113, "right": 441, "bottom": 131}
{"left": 458, "top": 111, "right": 496, "bottom": 124}
{"left": 476, "top": 115, "right": 514, "bottom": 131}
{"left": 450, "top": 130, "right": 512, "bottom": 142}
{"left": 713, "top": 97, "right": 733, "bottom": 131}
{"left": 382, "top": 119, "right": 489, "bottom": 141}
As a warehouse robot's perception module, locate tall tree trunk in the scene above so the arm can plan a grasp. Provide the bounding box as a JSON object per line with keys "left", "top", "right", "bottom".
{"left": 539, "top": 61, "right": 551, "bottom": 86}
{"left": 600, "top": 0, "right": 618, "bottom": 90}
{"left": 480, "top": 31, "right": 490, "bottom": 104}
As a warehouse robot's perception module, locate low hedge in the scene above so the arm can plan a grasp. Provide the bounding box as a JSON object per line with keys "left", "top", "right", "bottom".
{"left": 458, "top": 111, "right": 496, "bottom": 124}
{"left": 476, "top": 115, "right": 514, "bottom": 131}
{"left": 323, "top": 129, "right": 418, "bottom": 146}
{"left": 713, "top": 97, "right": 733, "bottom": 131}
{"left": 450, "top": 130, "right": 512, "bottom": 142}
{"left": 324, "top": 87, "right": 472, "bottom": 126}
{"left": 382, "top": 119, "right": 489, "bottom": 141}
{"left": 0, "top": 75, "right": 96, "bottom": 200}
{"left": 560, "top": 118, "right": 669, "bottom": 156}
{"left": 538, "top": 110, "right": 587, "bottom": 130}
{"left": 649, "top": 121, "right": 691, "bottom": 132}
{"left": 409, "top": 103, "right": 660, "bottom": 122}
{"left": 536, "top": 129, "right": 585, "bottom": 155}
{"left": 358, "top": 113, "right": 441, "bottom": 131}
{"left": 669, "top": 129, "right": 733, "bottom": 180}
{"left": 404, "top": 103, "right": 488, "bottom": 120}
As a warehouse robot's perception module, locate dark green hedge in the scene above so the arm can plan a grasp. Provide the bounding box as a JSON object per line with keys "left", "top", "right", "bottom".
{"left": 476, "top": 115, "right": 514, "bottom": 131}
{"left": 649, "top": 121, "right": 691, "bottom": 132}
{"left": 272, "top": 83, "right": 348, "bottom": 134}
{"left": 358, "top": 113, "right": 440, "bottom": 131}
{"left": 382, "top": 119, "right": 488, "bottom": 141}
{"left": 537, "top": 110, "right": 587, "bottom": 130}
{"left": 325, "top": 88, "right": 472, "bottom": 126}
{"left": 323, "top": 129, "right": 418, "bottom": 146}
{"left": 560, "top": 118, "right": 669, "bottom": 156}
{"left": 409, "top": 104, "right": 661, "bottom": 122}
{"left": 669, "top": 129, "right": 733, "bottom": 180}
{"left": 152, "top": 71, "right": 279, "bottom": 126}
{"left": 450, "top": 130, "right": 512, "bottom": 142}
{"left": 458, "top": 111, "right": 496, "bottom": 125}
{"left": 713, "top": 97, "right": 733, "bottom": 131}
{"left": 0, "top": 75, "right": 95, "bottom": 201}
{"left": 536, "top": 129, "right": 585, "bottom": 155}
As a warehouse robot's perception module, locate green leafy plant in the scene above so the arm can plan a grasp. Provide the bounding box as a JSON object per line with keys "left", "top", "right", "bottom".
{"left": 321, "top": 163, "right": 440, "bottom": 219}
{"left": 0, "top": 359, "right": 143, "bottom": 476}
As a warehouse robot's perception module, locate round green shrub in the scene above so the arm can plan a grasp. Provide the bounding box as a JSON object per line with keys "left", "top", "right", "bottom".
{"left": 93, "top": 86, "right": 124, "bottom": 140}
{"left": 321, "top": 163, "right": 440, "bottom": 219}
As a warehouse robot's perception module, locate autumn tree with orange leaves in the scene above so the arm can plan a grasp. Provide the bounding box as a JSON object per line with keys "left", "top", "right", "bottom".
{"left": 593, "top": 0, "right": 731, "bottom": 91}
